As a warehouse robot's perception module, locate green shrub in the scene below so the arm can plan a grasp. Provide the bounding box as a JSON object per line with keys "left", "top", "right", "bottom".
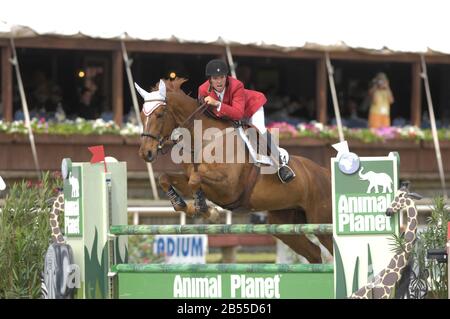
{"left": 127, "top": 235, "right": 165, "bottom": 264}
{"left": 0, "top": 172, "right": 62, "bottom": 299}
{"left": 415, "top": 196, "right": 449, "bottom": 299}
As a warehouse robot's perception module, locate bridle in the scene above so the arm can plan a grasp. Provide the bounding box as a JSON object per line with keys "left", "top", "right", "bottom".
{"left": 140, "top": 97, "right": 209, "bottom": 154}
{"left": 140, "top": 98, "right": 171, "bottom": 153}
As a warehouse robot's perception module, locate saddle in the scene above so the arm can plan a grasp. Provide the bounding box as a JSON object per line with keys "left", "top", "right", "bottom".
{"left": 204, "top": 107, "right": 290, "bottom": 167}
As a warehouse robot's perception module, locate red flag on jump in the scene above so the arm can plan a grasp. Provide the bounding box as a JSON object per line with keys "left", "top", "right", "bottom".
{"left": 88, "top": 145, "right": 107, "bottom": 172}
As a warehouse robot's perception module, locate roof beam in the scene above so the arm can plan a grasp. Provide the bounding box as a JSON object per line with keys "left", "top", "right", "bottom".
{"left": 1, "top": 36, "right": 450, "bottom": 63}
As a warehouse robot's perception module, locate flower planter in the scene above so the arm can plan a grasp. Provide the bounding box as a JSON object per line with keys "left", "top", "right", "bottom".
{"left": 8, "top": 133, "right": 124, "bottom": 145}
{"left": 280, "top": 136, "right": 328, "bottom": 147}
{"left": 0, "top": 133, "right": 449, "bottom": 182}
{"left": 0, "top": 133, "right": 14, "bottom": 143}
{"left": 419, "top": 140, "right": 450, "bottom": 172}
{"left": 124, "top": 135, "right": 140, "bottom": 146}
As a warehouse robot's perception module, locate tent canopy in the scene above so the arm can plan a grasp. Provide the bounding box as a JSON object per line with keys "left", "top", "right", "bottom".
{"left": 1, "top": 0, "right": 449, "bottom": 55}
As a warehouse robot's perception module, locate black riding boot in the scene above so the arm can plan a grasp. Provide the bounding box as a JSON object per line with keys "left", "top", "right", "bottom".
{"left": 264, "top": 131, "right": 295, "bottom": 184}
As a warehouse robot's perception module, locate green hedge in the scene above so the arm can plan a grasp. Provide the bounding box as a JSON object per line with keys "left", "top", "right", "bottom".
{"left": 0, "top": 172, "right": 62, "bottom": 299}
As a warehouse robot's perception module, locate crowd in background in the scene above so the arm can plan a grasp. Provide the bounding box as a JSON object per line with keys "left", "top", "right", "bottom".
{"left": 2, "top": 64, "right": 450, "bottom": 130}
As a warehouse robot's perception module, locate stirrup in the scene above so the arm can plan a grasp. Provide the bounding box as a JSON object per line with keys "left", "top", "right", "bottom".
{"left": 277, "top": 165, "right": 296, "bottom": 184}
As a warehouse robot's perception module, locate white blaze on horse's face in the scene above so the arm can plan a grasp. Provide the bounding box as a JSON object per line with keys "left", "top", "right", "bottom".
{"left": 134, "top": 80, "right": 167, "bottom": 117}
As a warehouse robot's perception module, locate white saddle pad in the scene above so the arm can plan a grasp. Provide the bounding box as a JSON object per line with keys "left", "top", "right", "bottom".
{"left": 237, "top": 127, "right": 290, "bottom": 167}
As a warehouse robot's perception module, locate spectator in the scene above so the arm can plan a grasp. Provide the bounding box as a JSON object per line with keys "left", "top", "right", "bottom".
{"left": 78, "top": 87, "right": 99, "bottom": 120}
{"left": 368, "top": 72, "right": 394, "bottom": 129}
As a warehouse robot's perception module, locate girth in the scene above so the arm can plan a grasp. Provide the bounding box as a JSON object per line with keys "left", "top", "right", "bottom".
{"left": 221, "top": 164, "right": 260, "bottom": 211}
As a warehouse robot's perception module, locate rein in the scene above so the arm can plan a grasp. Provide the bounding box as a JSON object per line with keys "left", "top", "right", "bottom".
{"left": 140, "top": 99, "right": 209, "bottom": 154}
{"left": 178, "top": 102, "right": 208, "bottom": 129}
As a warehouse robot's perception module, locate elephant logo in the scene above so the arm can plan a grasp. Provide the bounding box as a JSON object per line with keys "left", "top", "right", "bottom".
{"left": 68, "top": 172, "right": 79, "bottom": 198}
{"left": 358, "top": 167, "right": 393, "bottom": 193}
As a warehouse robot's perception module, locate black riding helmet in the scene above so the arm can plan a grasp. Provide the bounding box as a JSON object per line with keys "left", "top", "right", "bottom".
{"left": 205, "top": 59, "right": 229, "bottom": 77}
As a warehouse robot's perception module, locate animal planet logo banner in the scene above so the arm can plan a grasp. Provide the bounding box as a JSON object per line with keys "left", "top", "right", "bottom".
{"left": 332, "top": 157, "right": 398, "bottom": 235}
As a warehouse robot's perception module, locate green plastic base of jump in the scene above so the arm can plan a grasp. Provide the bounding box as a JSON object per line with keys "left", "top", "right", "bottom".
{"left": 112, "top": 263, "right": 334, "bottom": 299}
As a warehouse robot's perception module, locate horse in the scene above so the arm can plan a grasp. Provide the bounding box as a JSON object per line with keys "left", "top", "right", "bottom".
{"left": 135, "top": 78, "right": 332, "bottom": 263}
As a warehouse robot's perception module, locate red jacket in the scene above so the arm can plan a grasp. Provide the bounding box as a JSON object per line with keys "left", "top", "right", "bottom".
{"left": 198, "top": 76, "right": 266, "bottom": 120}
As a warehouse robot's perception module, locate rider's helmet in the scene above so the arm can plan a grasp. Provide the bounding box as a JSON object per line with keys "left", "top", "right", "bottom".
{"left": 205, "top": 59, "right": 229, "bottom": 77}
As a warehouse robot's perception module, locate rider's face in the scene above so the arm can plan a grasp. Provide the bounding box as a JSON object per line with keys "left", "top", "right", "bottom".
{"left": 210, "top": 75, "right": 226, "bottom": 92}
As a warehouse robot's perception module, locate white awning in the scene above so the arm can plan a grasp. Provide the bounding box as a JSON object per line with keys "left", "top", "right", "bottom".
{"left": 1, "top": 0, "right": 449, "bottom": 54}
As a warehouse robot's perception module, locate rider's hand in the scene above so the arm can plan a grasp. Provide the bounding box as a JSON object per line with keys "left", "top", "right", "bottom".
{"left": 204, "top": 96, "right": 220, "bottom": 107}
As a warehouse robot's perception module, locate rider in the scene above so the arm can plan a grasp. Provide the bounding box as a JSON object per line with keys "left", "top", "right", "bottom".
{"left": 198, "top": 59, "right": 295, "bottom": 184}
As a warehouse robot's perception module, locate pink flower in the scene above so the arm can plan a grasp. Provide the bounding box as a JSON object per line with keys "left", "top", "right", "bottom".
{"left": 267, "top": 122, "right": 298, "bottom": 137}
{"left": 373, "top": 127, "right": 397, "bottom": 139}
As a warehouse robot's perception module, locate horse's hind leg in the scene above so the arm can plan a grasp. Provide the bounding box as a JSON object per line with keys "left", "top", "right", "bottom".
{"left": 267, "top": 209, "right": 323, "bottom": 263}
{"left": 304, "top": 208, "right": 333, "bottom": 261}
{"left": 314, "top": 234, "right": 333, "bottom": 262}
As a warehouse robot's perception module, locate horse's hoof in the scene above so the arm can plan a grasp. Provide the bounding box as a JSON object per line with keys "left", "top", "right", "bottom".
{"left": 185, "top": 202, "right": 197, "bottom": 218}
{"left": 205, "top": 206, "right": 220, "bottom": 223}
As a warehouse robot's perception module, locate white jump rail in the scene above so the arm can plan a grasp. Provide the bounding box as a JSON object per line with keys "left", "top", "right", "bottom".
{"left": 127, "top": 205, "right": 233, "bottom": 225}
{"left": 127, "top": 204, "right": 442, "bottom": 227}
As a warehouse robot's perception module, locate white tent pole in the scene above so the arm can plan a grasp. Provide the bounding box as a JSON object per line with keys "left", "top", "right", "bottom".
{"left": 9, "top": 37, "right": 42, "bottom": 179}
{"left": 325, "top": 52, "right": 344, "bottom": 142}
{"left": 420, "top": 55, "right": 447, "bottom": 199}
{"left": 225, "top": 44, "right": 237, "bottom": 78}
{"left": 121, "top": 40, "right": 159, "bottom": 200}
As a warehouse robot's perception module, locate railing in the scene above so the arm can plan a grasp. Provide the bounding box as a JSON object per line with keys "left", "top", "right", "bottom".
{"left": 127, "top": 204, "right": 441, "bottom": 226}
{"left": 127, "top": 205, "right": 233, "bottom": 225}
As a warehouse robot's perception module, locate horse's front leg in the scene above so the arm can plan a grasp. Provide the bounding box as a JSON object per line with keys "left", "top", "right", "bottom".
{"left": 159, "top": 173, "right": 218, "bottom": 221}
{"left": 188, "top": 171, "right": 219, "bottom": 221}
{"left": 188, "top": 171, "right": 208, "bottom": 216}
{"left": 158, "top": 173, "right": 188, "bottom": 211}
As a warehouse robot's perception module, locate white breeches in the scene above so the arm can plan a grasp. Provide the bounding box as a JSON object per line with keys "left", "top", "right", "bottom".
{"left": 249, "top": 106, "right": 289, "bottom": 166}
{"left": 249, "top": 106, "right": 267, "bottom": 134}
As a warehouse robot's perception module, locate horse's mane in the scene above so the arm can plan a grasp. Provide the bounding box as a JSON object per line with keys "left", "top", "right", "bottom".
{"left": 166, "top": 78, "right": 188, "bottom": 92}
{"left": 152, "top": 78, "right": 189, "bottom": 93}
{"left": 158, "top": 78, "right": 201, "bottom": 111}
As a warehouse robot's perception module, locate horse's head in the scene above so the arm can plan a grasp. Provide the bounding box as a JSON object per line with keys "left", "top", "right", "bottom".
{"left": 135, "top": 79, "right": 176, "bottom": 162}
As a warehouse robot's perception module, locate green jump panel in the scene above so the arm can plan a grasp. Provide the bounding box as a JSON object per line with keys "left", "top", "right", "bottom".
{"left": 110, "top": 224, "right": 333, "bottom": 236}
{"left": 113, "top": 263, "right": 334, "bottom": 299}
{"left": 112, "top": 263, "right": 334, "bottom": 273}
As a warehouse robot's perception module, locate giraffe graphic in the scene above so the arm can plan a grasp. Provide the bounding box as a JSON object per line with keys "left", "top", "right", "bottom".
{"left": 49, "top": 192, "right": 65, "bottom": 244}
{"left": 43, "top": 192, "right": 76, "bottom": 299}
{"left": 350, "top": 183, "right": 421, "bottom": 299}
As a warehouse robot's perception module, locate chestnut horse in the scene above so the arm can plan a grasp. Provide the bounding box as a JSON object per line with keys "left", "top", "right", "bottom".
{"left": 136, "top": 78, "right": 332, "bottom": 263}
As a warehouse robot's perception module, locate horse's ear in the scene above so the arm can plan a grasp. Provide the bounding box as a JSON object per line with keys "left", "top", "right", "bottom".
{"left": 134, "top": 82, "right": 150, "bottom": 99}
{"left": 159, "top": 79, "right": 166, "bottom": 99}
{"left": 176, "top": 77, "right": 188, "bottom": 87}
